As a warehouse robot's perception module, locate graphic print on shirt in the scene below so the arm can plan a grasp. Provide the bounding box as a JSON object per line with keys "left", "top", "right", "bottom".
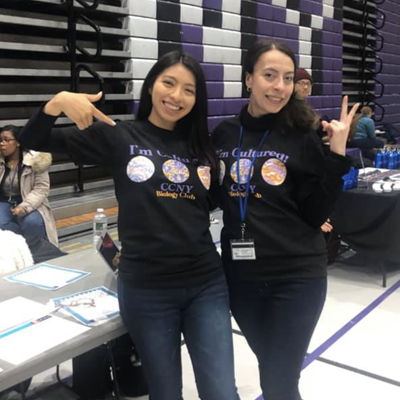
{"left": 261, "top": 159, "right": 287, "bottom": 186}
{"left": 126, "top": 143, "right": 210, "bottom": 201}
{"left": 218, "top": 147, "right": 290, "bottom": 199}
{"left": 197, "top": 166, "right": 211, "bottom": 190}
{"left": 162, "top": 160, "right": 190, "bottom": 183}
{"left": 219, "top": 160, "right": 226, "bottom": 185}
{"left": 159, "top": 159, "right": 195, "bottom": 200}
{"left": 230, "top": 159, "right": 254, "bottom": 184}
{"left": 126, "top": 156, "right": 155, "bottom": 182}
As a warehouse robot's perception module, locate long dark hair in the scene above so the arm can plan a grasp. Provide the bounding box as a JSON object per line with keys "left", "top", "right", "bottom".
{"left": 243, "top": 39, "right": 319, "bottom": 134}
{"left": 137, "top": 51, "right": 218, "bottom": 170}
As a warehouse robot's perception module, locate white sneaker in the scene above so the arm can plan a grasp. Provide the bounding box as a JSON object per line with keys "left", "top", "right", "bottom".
{"left": 209, "top": 216, "right": 219, "bottom": 224}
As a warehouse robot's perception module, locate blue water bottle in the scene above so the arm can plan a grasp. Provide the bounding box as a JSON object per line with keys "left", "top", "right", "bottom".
{"left": 353, "top": 168, "right": 359, "bottom": 188}
{"left": 383, "top": 148, "right": 389, "bottom": 168}
{"left": 395, "top": 149, "right": 400, "bottom": 169}
{"left": 389, "top": 150, "right": 396, "bottom": 169}
{"left": 375, "top": 150, "right": 383, "bottom": 168}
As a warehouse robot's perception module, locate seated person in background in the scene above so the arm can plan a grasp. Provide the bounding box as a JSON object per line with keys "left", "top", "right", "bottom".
{"left": 348, "top": 107, "right": 384, "bottom": 158}
{"left": 0, "top": 125, "right": 58, "bottom": 246}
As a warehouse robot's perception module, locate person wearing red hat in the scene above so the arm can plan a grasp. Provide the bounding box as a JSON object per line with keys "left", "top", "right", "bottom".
{"left": 294, "top": 68, "right": 313, "bottom": 100}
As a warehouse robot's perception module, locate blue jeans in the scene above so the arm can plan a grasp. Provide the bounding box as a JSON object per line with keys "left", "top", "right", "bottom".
{"left": 228, "top": 277, "right": 327, "bottom": 400}
{"left": 0, "top": 201, "right": 46, "bottom": 239}
{"left": 118, "top": 276, "right": 240, "bottom": 400}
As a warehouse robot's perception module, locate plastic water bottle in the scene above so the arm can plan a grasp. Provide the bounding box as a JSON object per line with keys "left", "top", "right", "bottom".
{"left": 395, "top": 149, "right": 400, "bottom": 169}
{"left": 353, "top": 168, "right": 359, "bottom": 188}
{"left": 383, "top": 148, "right": 389, "bottom": 168}
{"left": 375, "top": 150, "right": 383, "bottom": 168}
{"left": 93, "top": 208, "right": 107, "bottom": 250}
{"left": 389, "top": 150, "right": 396, "bottom": 169}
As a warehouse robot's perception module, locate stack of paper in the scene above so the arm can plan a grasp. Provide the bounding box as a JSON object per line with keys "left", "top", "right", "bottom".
{"left": 0, "top": 297, "right": 89, "bottom": 365}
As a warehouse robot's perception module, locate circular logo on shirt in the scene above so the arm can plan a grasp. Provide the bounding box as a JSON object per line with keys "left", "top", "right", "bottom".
{"left": 162, "top": 160, "right": 190, "bottom": 183}
{"left": 230, "top": 159, "right": 254, "bottom": 184}
{"left": 261, "top": 158, "right": 287, "bottom": 186}
{"left": 219, "top": 160, "right": 226, "bottom": 185}
{"left": 126, "top": 156, "right": 155, "bottom": 183}
{"left": 197, "top": 166, "right": 211, "bottom": 190}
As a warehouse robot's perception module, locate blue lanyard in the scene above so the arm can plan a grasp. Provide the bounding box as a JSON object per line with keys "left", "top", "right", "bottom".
{"left": 236, "top": 126, "right": 269, "bottom": 237}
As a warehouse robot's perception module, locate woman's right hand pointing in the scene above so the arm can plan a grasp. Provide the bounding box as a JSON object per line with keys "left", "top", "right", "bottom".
{"left": 44, "top": 91, "right": 116, "bottom": 130}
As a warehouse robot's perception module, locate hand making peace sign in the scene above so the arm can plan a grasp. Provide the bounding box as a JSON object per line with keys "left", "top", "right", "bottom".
{"left": 321, "top": 96, "right": 359, "bottom": 156}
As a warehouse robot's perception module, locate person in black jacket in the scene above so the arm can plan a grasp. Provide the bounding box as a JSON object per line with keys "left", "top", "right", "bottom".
{"left": 18, "top": 51, "right": 240, "bottom": 400}
{"left": 213, "top": 39, "right": 358, "bottom": 400}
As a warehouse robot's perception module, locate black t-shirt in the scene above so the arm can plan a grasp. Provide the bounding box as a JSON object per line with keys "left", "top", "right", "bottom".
{"left": 213, "top": 106, "right": 352, "bottom": 281}
{"left": 18, "top": 109, "right": 222, "bottom": 288}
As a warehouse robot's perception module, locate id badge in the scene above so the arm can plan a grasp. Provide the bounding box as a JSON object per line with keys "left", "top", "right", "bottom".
{"left": 230, "top": 239, "right": 256, "bottom": 260}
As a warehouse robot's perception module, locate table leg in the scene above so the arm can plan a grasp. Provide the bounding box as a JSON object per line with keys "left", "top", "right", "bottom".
{"left": 107, "top": 342, "right": 121, "bottom": 400}
{"left": 379, "top": 261, "right": 387, "bottom": 288}
{"left": 19, "top": 383, "right": 26, "bottom": 400}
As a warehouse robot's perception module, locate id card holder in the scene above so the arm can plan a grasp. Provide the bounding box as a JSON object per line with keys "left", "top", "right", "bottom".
{"left": 230, "top": 239, "right": 256, "bottom": 260}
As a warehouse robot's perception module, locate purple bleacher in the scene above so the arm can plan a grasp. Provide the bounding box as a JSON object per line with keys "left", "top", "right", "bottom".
{"left": 208, "top": 100, "right": 225, "bottom": 116}
{"left": 200, "top": 64, "right": 224, "bottom": 82}
{"left": 182, "top": 43, "right": 203, "bottom": 62}
{"left": 308, "top": 97, "right": 323, "bottom": 109}
{"left": 272, "top": 7, "right": 287, "bottom": 23}
{"left": 273, "top": 22, "right": 288, "bottom": 38}
{"left": 206, "top": 82, "right": 224, "bottom": 98}
{"left": 311, "top": 2, "right": 323, "bottom": 16}
{"left": 208, "top": 99, "right": 246, "bottom": 116}
{"left": 181, "top": 24, "right": 203, "bottom": 45}
{"left": 299, "top": 0, "right": 313, "bottom": 14}
{"left": 286, "top": 25, "right": 300, "bottom": 41}
{"left": 203, "top": 0, "right": 222, "bottom": 10}
{"left": 257, "top": 20, "right": 273, "bottom": 36}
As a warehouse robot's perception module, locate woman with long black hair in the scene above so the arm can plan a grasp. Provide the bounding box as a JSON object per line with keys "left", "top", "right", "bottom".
{"left": 18, "top": 51, "right": 240, "bottom": 400}
{"left": 213, "top": 39, "right": 358, "bottom": 400}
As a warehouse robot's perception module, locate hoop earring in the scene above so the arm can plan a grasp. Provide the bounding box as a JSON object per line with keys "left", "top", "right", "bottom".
{"left": 246, "top": 87, "right": 251, "bottom": 93}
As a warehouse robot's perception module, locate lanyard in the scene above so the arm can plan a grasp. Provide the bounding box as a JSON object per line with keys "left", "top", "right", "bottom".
{"left": 236, "top": 126, "right": 269, "bottom": 238}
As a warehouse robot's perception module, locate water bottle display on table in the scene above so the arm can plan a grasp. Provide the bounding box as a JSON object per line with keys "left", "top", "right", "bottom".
{"left": 389, "top": 149, "right": 396, "bottom": 170}
{"left": 375, "top": 150, "right": 383, "bottom": 168}
{"left": 93, "top": 208, "right": 107, "bottom": 250}
{"left": 382, "top": 148, "right": 389, "bottom": 168}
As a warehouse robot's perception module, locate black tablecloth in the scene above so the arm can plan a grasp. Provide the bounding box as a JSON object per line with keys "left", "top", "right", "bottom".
{"left": 331, "top": 188, "right": 400, "bottom": 262}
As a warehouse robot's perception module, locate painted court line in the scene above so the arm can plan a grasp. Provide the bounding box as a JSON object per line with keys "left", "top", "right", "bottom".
{"left": 254, "top": 278, "right": 400, "bottom": 400}
{"left": 303, "top": 278, "right": 400, "bottom": 369}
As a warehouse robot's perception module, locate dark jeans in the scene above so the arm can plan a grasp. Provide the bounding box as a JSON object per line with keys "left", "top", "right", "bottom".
{"left": 118, "top": 276, "right": 240, "bottom": 400}
{"left": 0, "top": 201, "right": 46, "bottom": 239}
{"left": 228, "top": 277, "right": 327, "bottom": 400}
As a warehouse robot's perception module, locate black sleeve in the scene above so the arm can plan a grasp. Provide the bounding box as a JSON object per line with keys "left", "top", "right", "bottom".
{"left": 209, "top": 172, "right": 221, "bottom": 211}
{"left": 295, "top": 133, "right": 352, "bottom": 228}
{"left": 209, "top": 125, "right": 224, "bottom": 210}
{"left": 18, "top": 106, "right": 119, "bottom": 166}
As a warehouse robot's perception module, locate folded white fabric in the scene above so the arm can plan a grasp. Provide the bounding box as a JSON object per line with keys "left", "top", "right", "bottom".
{"left": 0, "top": 230, "right": 34, "bottom": 273}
